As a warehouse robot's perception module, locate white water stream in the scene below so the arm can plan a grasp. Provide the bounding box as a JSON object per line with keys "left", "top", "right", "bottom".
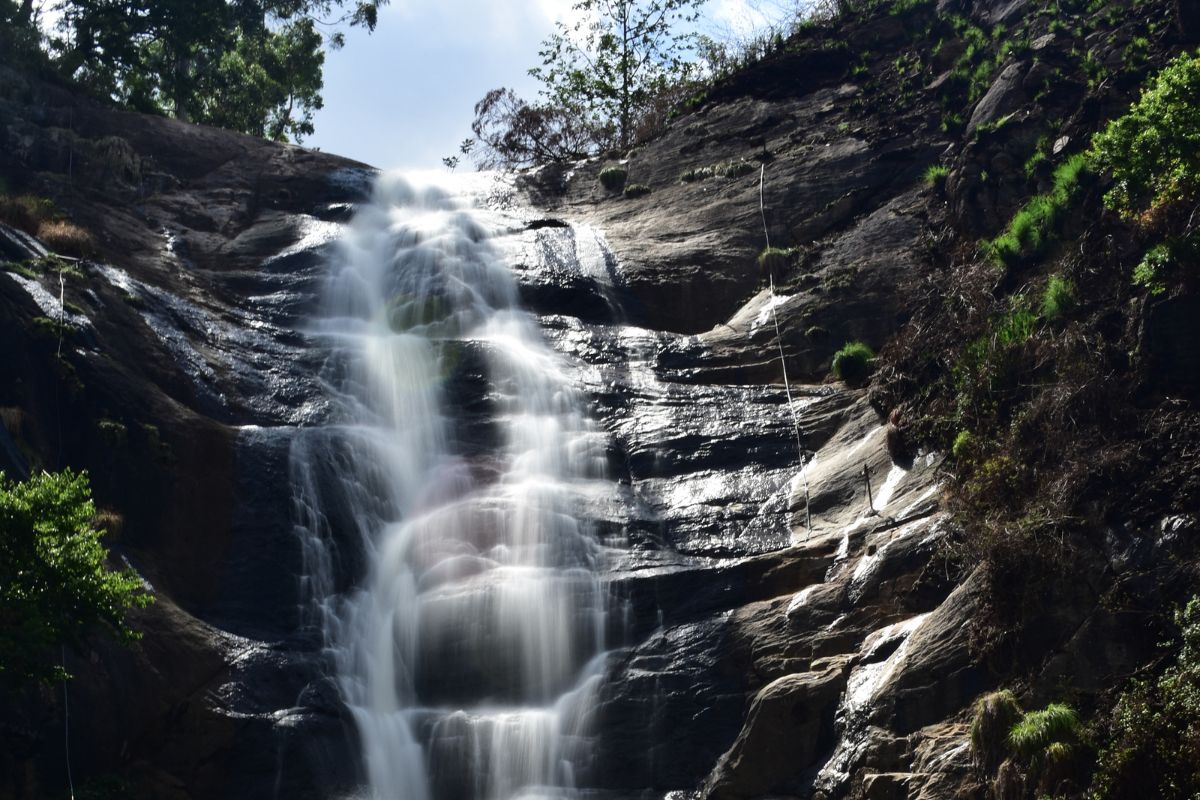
{"left": 291, "top": 174, "right": 612, "bottom": 800}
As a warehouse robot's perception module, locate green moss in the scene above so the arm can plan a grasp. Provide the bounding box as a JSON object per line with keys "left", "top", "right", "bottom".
{"left": 622, "top": 183, "right": 651, "bottom": 198}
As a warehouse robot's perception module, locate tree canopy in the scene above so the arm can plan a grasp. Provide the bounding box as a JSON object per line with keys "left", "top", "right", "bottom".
{"left": 470, "top": 0, "right": 705, "bottom": 168}
{"left": 532, "top": 0, "right": 705, "bottom": 150}
{"left": 6, "top": 0, "right": 387, "bottom": 143}
{"left": 0, "top": 469, "right": 153, "bottom": 685}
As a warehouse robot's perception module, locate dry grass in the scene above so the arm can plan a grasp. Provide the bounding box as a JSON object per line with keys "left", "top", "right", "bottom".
{"left": 36, "top": 219, "right": 95, "bottom": 258}
{"left": 93, "top": 509, "right": 125, "bottom": 540}
{"left": 0, "top": 194, "right": 57, "bottom": 235}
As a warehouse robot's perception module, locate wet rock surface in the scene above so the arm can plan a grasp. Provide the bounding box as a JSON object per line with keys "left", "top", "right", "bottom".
{"left": 0, "top": 34, "right": 974, "bottom": 800}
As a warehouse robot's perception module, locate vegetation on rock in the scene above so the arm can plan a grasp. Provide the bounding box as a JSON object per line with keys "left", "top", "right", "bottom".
{"left": 832, "top": 341, "right": 874, "bottom": 386}
{"left": 0, "top": 469, "right": 153, "bottom": 685}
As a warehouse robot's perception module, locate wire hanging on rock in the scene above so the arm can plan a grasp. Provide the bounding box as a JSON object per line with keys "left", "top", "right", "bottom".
{"left": 758, "top": 164, "right": 813, "bottom": 537}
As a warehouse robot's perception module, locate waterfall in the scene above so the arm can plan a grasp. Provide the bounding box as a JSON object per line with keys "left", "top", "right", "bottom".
{"left": 291, "top": 173, "right": 612, "bottom": 800}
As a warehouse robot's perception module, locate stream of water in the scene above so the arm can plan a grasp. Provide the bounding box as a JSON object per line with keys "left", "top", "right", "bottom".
{"left": 291, "top": 173, "right": 614, "bottom": 800}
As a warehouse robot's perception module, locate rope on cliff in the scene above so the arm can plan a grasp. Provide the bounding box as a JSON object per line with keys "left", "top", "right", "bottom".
{"left": 759, "top": 164, "right": 813, "bottom": 537}
{"left": 63, "top": 645, "right": 75, "bottom": 800}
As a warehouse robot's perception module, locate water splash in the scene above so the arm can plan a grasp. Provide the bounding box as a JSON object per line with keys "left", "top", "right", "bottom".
{"left": 291, "top": 174, "right": 611, "bottom": 800}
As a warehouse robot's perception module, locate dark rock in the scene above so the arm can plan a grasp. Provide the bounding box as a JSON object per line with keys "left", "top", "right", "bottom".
{"left": 703, "top": 663, "right": 850, "bottom": 799}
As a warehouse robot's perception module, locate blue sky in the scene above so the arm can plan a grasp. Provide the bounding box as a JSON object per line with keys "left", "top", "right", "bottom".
{"left": 306, "top": 0, "right": 788, "bottom": 170}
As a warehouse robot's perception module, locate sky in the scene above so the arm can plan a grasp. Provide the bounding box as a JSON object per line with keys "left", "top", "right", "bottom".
{"left": 305, "top": 0, "right": 791, "bottom": 170}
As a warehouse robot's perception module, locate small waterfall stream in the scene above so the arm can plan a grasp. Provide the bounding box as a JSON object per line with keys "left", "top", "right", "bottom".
{"left": 291, "top": 173, "right": 614, "bottom": 800}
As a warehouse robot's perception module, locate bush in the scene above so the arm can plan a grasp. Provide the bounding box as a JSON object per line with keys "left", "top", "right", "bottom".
{"left": 1009, "top": 703, "right": 1081, "bottom": 762}
{"left": 952, "top": 429, "right": 977, "bottom": 460}
{"left": 757, "top": 246, "right": 794, "bottom": 279}
{"left": 0, "top": 470, "right": 153, "bottom": 685}
{"left": 923, "top": 163, "right": 949, "bottom": 188}
{"left": 0, "top": 194, "right": 58, "bottom": 236}
{"left": 37, "top": 220, "right": 95, "bottom": 258}
{"left": 970, "top": 689, "right": 1023, "bottom": 771}
{"left": 832, "top": 341, "right": 875, "bottom": 386}
{"left": 1090, "top": 52, "right": 1200, "bottom": 218}
{"left": 1040, "top": 275, "right": 1075, "bottom": 320}
{"left": 680, "top": 165, "right": 715, "bottom": 183}
{"left": 1133, "top": 243, "right": 1172, "bottom": 294}
{"left": 1092, "top": 597, "right": 1200, "bottom": 799}
{"left": 715, "top": 159, "right": 756, "bottom": 179}
{"left": 599, "top": 166, "right": 628, "bottom": 191}
{"left": 987, "top": 153, "right": 1090, "bottom": 267}
{"left": 623, "top": 182, "right": 651, "bottom": 198}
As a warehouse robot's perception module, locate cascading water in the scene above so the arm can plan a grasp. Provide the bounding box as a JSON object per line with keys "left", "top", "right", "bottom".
{"left": 291, "top": 173, "right": 613, "bottom": 800}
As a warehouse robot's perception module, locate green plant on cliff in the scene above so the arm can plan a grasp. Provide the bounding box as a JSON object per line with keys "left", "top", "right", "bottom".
{"left": 528, "top": 0, "right": 705, "bottom": 150}
{"left": 0, "top": 469, "right": 153, "bottom": 685}
{"left": 987, "top": 153, "right": 1090, "bottom": 267}
{"left": 832, "top": 341, "right": 875, "bottom": 386}
{"left": 45, "top": 0, "right": 387, "bottom": 142}
{"left": 599, "top": 166, "right": 629, "bottom": 191}
{"left": 1092, "top": 597, "right": 1200, "bottom": 799}
{"left": 1090, "top": 51, "right": 1200, "bottom": 219}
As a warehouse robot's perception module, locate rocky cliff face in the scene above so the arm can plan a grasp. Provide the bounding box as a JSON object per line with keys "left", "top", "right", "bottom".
{"left": 2, "top": 0, "right": 1198, "bottom": 797}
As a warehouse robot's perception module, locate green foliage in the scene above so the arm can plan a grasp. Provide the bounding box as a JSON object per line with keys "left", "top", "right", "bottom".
{"left": 987, "top": 153, "right": 1090, "bottom": 267}
{"left": 1092, "top": 597, "right": 1200, "bottom": 799}
{"left": 951, "top": 429, "right": 976, "bottom": 460}
{"left": 1009, "top": 703, "right": 1081, "bottom": 762}
{"left": 531, "top": 0, "right": 704, "bottom": 150}
{"left": 679, "top": 165, "right": 715, "bottom": 182}
{"left": 1134, "top": 243, "right": 1172, "bottom": 294}
{"left": 923, "top": 164, "right": 949, "bottom": 188}
{"left": 832, "top": 341, "right": 875, "bottom": 386}
{"left": 757, "top": 246, "right": 795, "bottom": 278}
{"left": 1090, "top": 51, "right": 1200, "bottom": 218}
{"left": 599, "top": 166, "right": 628, "bottom": 191}
{"left": 623, "top": 182, "right": 652, "bottom": 198}
{"left": 0, "top": 470, "right": 153, "bottom": 685}
{"left": 1040, "top": 275, "right": 1075, "bottom": 320}
{"left": 49, "top": 0, "right": 386, "bottom": 142}
{"left": 714, "top": 159, "right": 756, "bottom": 178}
{"left": 970, "top": 689, "right": 1023, "bottom": 770}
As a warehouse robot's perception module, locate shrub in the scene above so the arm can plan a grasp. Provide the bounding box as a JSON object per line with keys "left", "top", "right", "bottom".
{"left": 623, "top": 183, "right": 651, "bottom": 198}
{"left": 715, "top": 159, "right": 756, "bottom": 179}
{"left": 757, "top": 246, "right": 794, "bottom": 279}
{"left": 832, "top": 341, "right": 875, "bottom": 386}
{"left": 599, "top": 166, "right": 628, "bottom": 191}
{"left": 1090, "top": 52, "right": 1200, "bottom": 218}
{"left": 970, "top": 689, "right": 1023, "bottom": 771}
{"left": 37, "top": 219, "right": 95, "bottom": 258}
{"left": 987, "top": 153, "right": 1090, "bottom": 267}
{"left": 952, "top": 429, "right": 976, "bottom": 460}
{"left": 680, "top": 165, "right": 715, "bottom": 183}
{"left": 923, "top": 164, "right": 950, "bottom": 188}
{"left": 1133, "top": 243, "right": 1172, "bottom": 294}
{"left": 0, "top": 194, "right": 58, "bottom": 235}
{"left": 1008, "top": 703, "right": 1081, "bottom": 763}
{"left": 0, "top": 469, "right": 153, "bottom": 685}
{"left": 1092, "top": 597, "right": 1200, "bottom": 799}
{"left": 1040, "top": 275, "right": 1075, "bottom": 320}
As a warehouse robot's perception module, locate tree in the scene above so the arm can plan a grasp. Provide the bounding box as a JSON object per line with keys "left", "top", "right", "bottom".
{"left": 49, "top": 0, "right": 387, "bottom": 142}
{"left": 531, "top": 0, "right": 706, "bottom": 150}
{"left": 0, "top": 469, "right": 153, "bottom": 685}
{"left": 469, "top": 88, "right": 599, "bottom": 169}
